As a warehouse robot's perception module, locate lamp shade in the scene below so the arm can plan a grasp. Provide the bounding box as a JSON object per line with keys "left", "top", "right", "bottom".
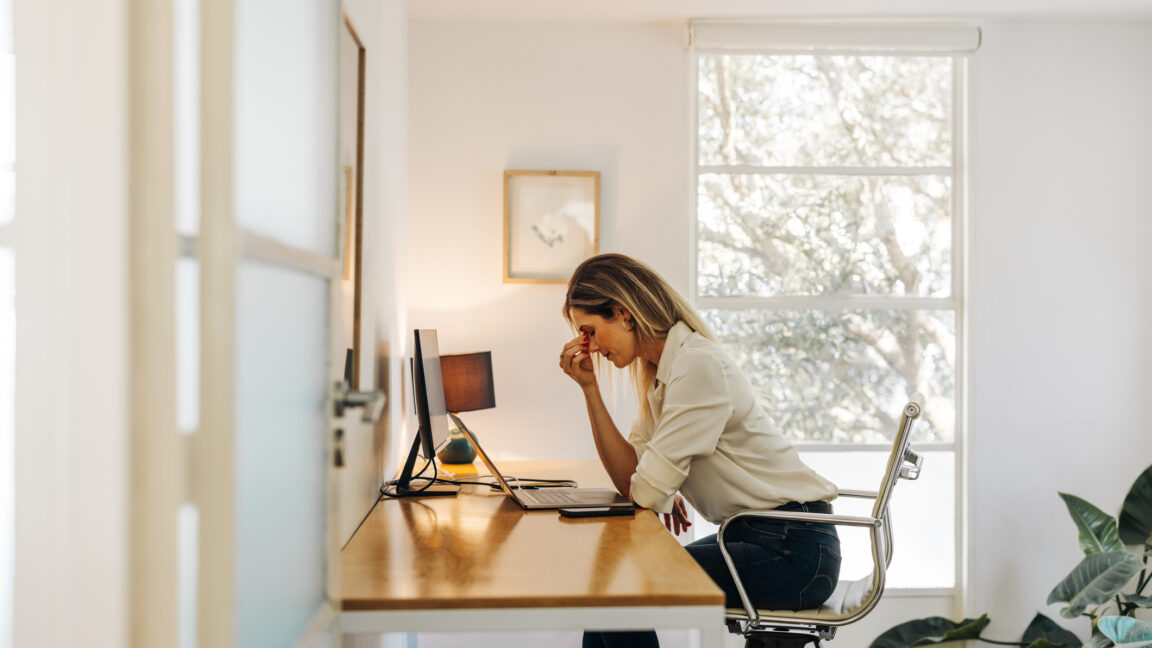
{"left": 440, "top": 352, "right": 496, "bottom": 413}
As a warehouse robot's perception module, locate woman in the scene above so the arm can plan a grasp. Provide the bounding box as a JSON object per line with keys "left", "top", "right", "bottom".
{"left": 558, "top": 254, "right": 841, "bottom": 648}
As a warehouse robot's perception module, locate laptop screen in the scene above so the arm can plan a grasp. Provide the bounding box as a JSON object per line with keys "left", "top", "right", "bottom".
{"left": 448, "top": 412, "right": 518, "bottom": 497}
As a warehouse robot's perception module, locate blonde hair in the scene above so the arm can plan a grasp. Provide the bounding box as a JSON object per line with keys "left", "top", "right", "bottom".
{"left": 563, "top": 253, "right": 715, "bottom": 424}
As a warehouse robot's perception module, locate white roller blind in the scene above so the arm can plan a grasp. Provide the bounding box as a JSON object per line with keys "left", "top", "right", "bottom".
{"left": 689, "top": 22, "right": 981, "bottom": 54}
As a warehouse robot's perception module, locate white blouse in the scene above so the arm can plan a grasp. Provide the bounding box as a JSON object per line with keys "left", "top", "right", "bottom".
{"left": 628, "top": 322, "right": 838, "bottom": 523}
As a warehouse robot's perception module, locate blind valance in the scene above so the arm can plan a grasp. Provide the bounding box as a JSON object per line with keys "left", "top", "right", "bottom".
{"left": 688, "top": 22, "right": 981, "bottom": 55}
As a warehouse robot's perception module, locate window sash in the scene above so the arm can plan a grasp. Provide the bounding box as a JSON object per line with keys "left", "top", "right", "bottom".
{"left": 692, "top": 53, "right": 964, "bottom": 303}
{"left": 691, "top": 50, "right": 965, "bottom": 446}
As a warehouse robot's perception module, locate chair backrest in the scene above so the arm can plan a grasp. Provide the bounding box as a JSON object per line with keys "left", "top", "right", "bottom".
{"left": 820, "top": 395, "right": 925, "bottom": 624}
{"left": 871, "top": 396, "right": 924, "bottom": 521}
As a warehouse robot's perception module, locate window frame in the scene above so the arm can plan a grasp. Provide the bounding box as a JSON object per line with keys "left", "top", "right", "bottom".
{"left": 687, "top": 39, "right": 967, "bottom": 595}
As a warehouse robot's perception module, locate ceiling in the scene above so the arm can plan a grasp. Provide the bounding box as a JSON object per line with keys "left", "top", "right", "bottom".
{"left": 406, "top": 0, "right": 1152, "bottom": 21}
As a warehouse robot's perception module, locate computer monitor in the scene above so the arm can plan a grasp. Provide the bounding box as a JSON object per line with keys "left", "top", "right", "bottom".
{"left": 391, "top": 329, "right": 458, "bottom": 497}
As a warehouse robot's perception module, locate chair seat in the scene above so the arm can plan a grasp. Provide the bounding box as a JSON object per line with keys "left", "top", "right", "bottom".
{"left": 724, "top": 577, "right": 876, "bottom": 623}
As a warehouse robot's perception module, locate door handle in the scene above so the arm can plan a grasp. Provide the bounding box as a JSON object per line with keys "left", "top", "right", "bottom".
{"left": 332, "top": 380, "right": 386, "bottom": 423}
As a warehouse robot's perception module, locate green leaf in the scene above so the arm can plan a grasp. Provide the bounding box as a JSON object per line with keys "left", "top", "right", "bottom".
{"left": 1119, "top": 465, "right": 1152, "bottom": 546}
{"left": 1092, "top": 627, "right": 1117, "bottom": 648}
{"left": 1097, "top": 616, "right": 1152, "bottom": 648}
{"left": 1024, "top": 613, "right": 1084, "bottom": 648}
{"left": 1048, "top": 552, "right": 1142, "bottom": 617}
{"left": 1029, "top": 641, "right": 1076, "bottom": 648}
{"left": 1120, "top": 594, "right": 1152, "bottom": 607}
{"left": 869, "top": 615, "right": 990, "bottom": 648}
{"left": 1061, "top": 493, "right": 1124, "bottom": 554}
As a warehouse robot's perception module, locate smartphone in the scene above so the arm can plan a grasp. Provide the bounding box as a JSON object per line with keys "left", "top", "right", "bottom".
{"left": 559, "top": 506, "right": 635, "bottom": 518}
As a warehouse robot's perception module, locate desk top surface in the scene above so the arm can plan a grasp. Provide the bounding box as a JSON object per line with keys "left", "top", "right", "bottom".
{"left": 340, "top": 460, "right": 724, "bottom": 611}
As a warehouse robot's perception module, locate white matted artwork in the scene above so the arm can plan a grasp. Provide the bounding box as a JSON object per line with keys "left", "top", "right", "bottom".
{"left": 503, "top": 170, "right": 600, "bottom": 283}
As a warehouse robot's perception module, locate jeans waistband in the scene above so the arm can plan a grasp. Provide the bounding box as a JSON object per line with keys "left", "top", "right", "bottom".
{"left": 735, "top": 500, "right": 840, "bottom": 541}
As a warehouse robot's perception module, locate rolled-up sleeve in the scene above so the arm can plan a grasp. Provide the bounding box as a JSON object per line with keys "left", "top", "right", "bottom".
{"left": 629, "top": 351, "right": 733, "bottom": 513}
{"left": 626, "top": 417, "right": 652, "bottom": 462}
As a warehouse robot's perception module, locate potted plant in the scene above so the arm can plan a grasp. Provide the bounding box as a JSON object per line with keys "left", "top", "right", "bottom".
{"left": 871, "top": 464, "right": 1152, "bottom": 648}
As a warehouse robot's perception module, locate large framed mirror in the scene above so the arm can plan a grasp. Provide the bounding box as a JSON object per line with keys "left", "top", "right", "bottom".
{"left": 340, "top": 14, "right": 365, "bottom": 388}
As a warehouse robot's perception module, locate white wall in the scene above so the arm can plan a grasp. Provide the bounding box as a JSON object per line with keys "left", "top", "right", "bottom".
{"left": 407, "top": 16, "right": 1152, "bottom": 648}
{"left": 340, "top": 0, "right": 410, "bottom": 542}
{"left": 968, "top": 21, "right": 1152, "bottom": 641}
{"left": 407, "top": 21, "right": 688, "bottom": 462}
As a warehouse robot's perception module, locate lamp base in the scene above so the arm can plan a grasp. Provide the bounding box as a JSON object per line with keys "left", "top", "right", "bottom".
{"left": 437, "top": 425, "right": 477, "bottom": 464}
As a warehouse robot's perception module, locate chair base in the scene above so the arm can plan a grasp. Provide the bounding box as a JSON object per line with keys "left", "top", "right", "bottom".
{"left": 742, "top": 635, "right": 821, "bottom": 648}
{"left": 727, "top": 622, "right": 835, "bottom": 648}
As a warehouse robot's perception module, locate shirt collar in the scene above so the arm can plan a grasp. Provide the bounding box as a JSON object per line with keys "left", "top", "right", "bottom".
{"left": 654, "top": 321, "right": 694, "bottom": 385}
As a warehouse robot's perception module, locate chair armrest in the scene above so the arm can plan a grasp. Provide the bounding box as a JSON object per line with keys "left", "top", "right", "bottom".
{"left": 724, "top": 509, "right": 881, "bottom": 529}
{"left": 718, "top": 508, "right": 886, "bottom": 628}
{"left": 838, "top": 489, "right": 879, "bottom": 499}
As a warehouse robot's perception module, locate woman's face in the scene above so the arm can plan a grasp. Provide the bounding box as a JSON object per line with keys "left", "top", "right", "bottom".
{"left": 570, "top": 307, "right": 638, "bottom": 368}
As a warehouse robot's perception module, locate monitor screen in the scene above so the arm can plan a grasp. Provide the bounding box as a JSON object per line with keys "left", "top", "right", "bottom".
{"left": 412, "top": 329, "right": 450, "bottom": 458}
{"left": 389, "top": 329, "right": 460, "bottom": 498}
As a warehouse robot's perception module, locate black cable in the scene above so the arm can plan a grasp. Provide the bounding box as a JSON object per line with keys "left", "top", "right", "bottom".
{"left": 446, "top": 476, "right": 579, "bottom": 491}
{"left": 380, "top": 461, "right": 580, "bottom": 497}
{"left": 508, "top": 477, "right": 579, "bottom": 485}
{"left": 504, "top": 477, "right": 579, "bottom": 489}
{"left": 379, "top": 454, "right": 441, "bottom": 498}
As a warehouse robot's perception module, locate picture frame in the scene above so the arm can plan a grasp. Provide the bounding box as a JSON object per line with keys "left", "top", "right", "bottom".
{"left": 503, "top": 170, "right": 600, "bottom": 284}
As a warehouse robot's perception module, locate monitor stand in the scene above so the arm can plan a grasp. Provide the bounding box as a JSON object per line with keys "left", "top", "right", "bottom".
{"left": 390, "top": 432, "right": 459, "bottom": 498}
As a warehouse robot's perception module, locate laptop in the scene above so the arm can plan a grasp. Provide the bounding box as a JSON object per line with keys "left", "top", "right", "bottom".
{"left": 448, "top": 412, "right": 634, "bottom": 510}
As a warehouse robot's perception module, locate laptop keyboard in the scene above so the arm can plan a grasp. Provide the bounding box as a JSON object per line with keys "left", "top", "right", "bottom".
{"left": 516, "top": 488, "right": 584, "bottom": 505}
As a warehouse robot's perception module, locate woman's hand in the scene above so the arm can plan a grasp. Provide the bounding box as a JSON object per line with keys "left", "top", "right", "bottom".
{"left": 559, "top": 334, "right": 596, "bottom": 388}
{"left": 662, "top": 494, "right": 692, "bottom": 536}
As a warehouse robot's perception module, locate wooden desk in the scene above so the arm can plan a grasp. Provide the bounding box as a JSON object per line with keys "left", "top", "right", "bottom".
{"left": 340, "top": 461, "right": 725, "bottom": 643}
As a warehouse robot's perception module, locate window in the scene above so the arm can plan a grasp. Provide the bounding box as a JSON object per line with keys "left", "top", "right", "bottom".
{"left": 690, "top": 24, "right": 971, "bottom": 590}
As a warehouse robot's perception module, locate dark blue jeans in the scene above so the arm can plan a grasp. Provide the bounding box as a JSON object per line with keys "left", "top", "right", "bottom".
{"left": 583, "top": 501, "right": 841, "bottom": 648}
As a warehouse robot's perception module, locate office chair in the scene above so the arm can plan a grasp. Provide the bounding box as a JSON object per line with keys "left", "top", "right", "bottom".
{"left": 719, "top": 396, "right": 925, "bottom": 648}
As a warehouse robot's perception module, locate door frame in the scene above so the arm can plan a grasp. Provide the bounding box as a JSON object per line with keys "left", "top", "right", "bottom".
{"left": 12, "top": 0, "right": 134, "bottom": 646}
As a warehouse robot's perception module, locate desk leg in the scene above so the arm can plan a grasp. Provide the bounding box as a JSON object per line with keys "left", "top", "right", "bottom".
{"left": 695, "top": 619, "right": 727, "bottom": 648}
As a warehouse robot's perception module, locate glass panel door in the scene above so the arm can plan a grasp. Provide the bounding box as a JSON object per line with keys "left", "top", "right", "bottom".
{"left": 231, "top": 0, "right": 339, "bottom": 644}
{"left": 197, "top": 0, "right": 341, "bottom": 645}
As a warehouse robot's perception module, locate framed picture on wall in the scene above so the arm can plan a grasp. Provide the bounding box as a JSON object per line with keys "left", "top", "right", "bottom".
{"left": 503, "top": 170, "right": 600, "bottom": 284}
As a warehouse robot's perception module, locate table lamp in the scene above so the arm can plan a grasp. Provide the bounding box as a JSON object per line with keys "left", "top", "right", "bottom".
{"left": 438, "top": 351, "right": 495, "bottom": 464}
